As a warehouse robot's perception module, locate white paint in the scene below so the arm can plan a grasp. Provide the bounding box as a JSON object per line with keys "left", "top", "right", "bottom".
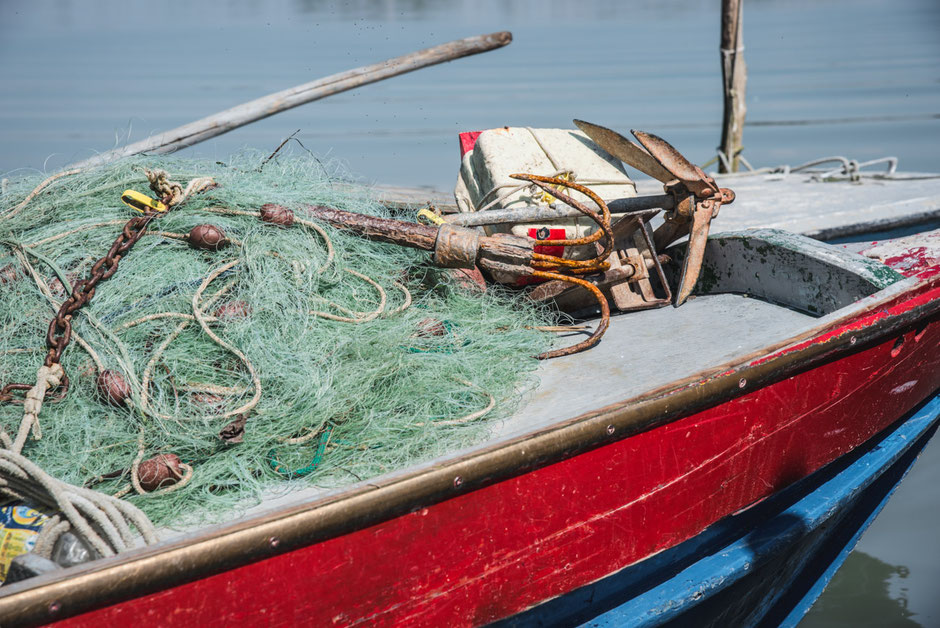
{"left": 890, "top": 380, "right": 919, "bottom": 395}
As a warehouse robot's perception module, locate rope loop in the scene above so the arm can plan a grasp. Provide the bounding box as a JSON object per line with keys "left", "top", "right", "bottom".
{"left": 144, "top": 169, "right": 215, "bottom": 207}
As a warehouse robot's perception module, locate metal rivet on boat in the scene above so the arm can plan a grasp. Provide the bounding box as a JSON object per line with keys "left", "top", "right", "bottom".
{"left": 606, "top": 425, "right": 615, "bottom": 435}
{"left": 48, "top": 601, "right": 61, "bottom": 614}
{"left": 454, "top": 476, "right": 463, "bottom": 488}
{"left": 269, "top": 536, "right": 280, "bottom": 548}
{"left": 738, "top": 378, "right": 747, "bottom": 388}
{"left": 188, "top": 224, "right": 228, "bottom": 251}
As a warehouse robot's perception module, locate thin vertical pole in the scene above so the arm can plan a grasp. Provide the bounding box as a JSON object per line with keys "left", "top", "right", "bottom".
{"left": 719, "top": 0, "right": 747, "bottom": 173}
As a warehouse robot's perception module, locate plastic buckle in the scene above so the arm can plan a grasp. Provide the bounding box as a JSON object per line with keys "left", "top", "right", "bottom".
{"left": 121, "top": 190, "right": 167, "bottom": 214}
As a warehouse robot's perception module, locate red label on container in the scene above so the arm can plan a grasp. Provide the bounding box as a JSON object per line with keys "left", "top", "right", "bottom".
{"left": 517, "top": 227, "right": 567, "bottom": 285}
{"left": 458, "top": 131, "right": 483, "bottom": 158}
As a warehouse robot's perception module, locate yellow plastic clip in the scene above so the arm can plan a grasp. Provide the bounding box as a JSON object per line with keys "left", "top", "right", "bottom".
{"left": 538, "top": 172, "right": 574, "bottom": 205}
{"left": 121, "top": 190, "right": 167, "bottom": 214}
{"left": 416, "top": 208, "right": 445, "bottom": 226}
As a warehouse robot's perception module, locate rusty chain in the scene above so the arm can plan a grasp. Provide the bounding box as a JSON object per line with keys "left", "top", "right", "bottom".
{"left": 0, "top": 383, "right": 32, "bottom": 404}
{"left": 1, "top": 209, "right": 161, "bottom": 405}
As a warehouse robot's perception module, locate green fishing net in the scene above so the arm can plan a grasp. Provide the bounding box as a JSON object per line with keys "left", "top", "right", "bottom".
{"left": 0, "top": 154, "right": 553, "bottom": 527}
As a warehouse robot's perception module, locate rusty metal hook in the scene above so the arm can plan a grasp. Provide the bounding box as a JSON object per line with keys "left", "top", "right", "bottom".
{"left": 531, "top": 270, "right": 610, "bottom": 359}
{"left": 502, "top": 174, "right": 617, "bottom": 359}
{"left": 509, "top": 173, "right": 614, "bottom": 268}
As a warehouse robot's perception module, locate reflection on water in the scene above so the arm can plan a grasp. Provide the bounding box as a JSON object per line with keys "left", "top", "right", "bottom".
{"left": 800, "top": 551, "right": 917, "bottom": 628}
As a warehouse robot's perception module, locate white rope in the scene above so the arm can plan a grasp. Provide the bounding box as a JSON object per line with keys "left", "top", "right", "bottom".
{"left": 0, "top": 451, "right": 157, "bottom": 556}
{"left": 0, "top": 169, "right": 219, "bottom": 560}
{"left": 13, "top": 363, "right": 63, "bottom": 454}
{"left": 0, "top": 363, "right": 157, "bottom": 557}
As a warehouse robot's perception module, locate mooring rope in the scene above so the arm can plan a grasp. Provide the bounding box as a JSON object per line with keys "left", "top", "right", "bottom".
{"left": 700, "top": 149, "right": 935, "bottom": 182}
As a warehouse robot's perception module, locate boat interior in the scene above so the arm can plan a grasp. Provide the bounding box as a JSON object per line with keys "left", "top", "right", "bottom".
{"left": 227, "top": 227, "right": 910, "bottom": 524}
{"left": 0, "top": 222, "right": 923, "bottom": 605}
{"left": 502, "top": 229, "right": 905, "bottom": 432}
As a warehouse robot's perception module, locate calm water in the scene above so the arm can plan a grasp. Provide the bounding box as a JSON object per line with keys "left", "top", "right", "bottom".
{"left": 2, "top": 1, "right": 940, "bottom": 624}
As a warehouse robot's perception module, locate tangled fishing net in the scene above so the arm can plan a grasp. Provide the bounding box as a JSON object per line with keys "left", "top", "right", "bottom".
{"left": 0, "top": 154, "right": 554, "bottom": 534}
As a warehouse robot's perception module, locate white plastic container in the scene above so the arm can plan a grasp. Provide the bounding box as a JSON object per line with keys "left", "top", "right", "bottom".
{"left": 454, "top": 127, "right": 637, "bottom": 283}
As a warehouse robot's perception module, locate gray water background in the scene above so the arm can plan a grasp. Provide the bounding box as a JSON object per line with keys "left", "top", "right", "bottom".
{"left": 1, "top": 1, "right": 939, "bottom": 625}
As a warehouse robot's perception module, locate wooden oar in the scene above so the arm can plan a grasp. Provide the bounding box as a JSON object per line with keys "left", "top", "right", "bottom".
{"left": 68, "top": 32, "right": 512, "bottom": 169}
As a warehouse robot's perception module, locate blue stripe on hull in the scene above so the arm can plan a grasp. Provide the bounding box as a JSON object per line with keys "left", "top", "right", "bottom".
{"left": 764, "top": 429, "right": 920, "bottom": 628}
{"left": 501, "top": 392, "right": 940, "bottom": 628}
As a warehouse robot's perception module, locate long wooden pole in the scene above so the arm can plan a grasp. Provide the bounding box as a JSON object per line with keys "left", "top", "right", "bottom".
{"left": 69, "top": 31, "right": 512, "bottom": 170}
{"left": 718, "top": 0, "right": 746, "bottom": 173}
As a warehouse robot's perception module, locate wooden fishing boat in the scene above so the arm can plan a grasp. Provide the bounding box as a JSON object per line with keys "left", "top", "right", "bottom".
{"left": 3, "top": 16, "right": 938, "bottom": 622}
{"left": 1, "top": 202, "right": 939, "bottom": 625}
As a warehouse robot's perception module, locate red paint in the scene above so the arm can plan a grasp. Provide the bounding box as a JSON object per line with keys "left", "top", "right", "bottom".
{"left": 864, "top": 231, "right": 940, "bottom": 278}
{"left": 884, "top": 247, "right": 937, "bottom": 276}
{"left": 516, "top": 227, "right": 568, "bottom": 286}
{"left": 458, "top": 131, "right": 483, "bottom": 158}
{"left": 917, "top": 266, "right": 940, "bottom": 280}
{"left": 530, "top": 227, "right": 566, "bottom": 258}
{"left": 55, "top": 269, "right": 940, "bottom": 626}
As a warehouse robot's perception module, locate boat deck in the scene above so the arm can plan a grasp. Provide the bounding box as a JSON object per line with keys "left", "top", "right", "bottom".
{"left": 502, "top": 294, "right": 814, "bottom": 438}
{"left": 4, "top": 194, "right": 940, "bottom": 628}
{"left": 222, "top": 291, "right": 819, "bottom": 527}
{"left": 194, "top": 227, "right": 909, "bottom": 531}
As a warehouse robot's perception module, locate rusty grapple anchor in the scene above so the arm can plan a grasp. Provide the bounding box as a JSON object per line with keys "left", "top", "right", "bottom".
{"left": 293, "top": 126, "right": 734, "bottom": 357}
{"left": 298, "top": 175, "right": 615, "bottom": 360}
{"left": 574, "top": 121, "right": 736, "bottom": 306}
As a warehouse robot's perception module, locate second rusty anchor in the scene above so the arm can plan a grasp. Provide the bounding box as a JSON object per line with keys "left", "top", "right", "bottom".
{"left": 575, "top": 121, "right": 736, "bottom": 306}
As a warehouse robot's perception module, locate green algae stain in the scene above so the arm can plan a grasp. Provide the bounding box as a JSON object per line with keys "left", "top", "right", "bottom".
{"left": 697, "top": 261, "right": 721, "bottom": 294}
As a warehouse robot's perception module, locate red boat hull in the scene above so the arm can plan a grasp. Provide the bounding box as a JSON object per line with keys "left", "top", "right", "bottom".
{"left": 41, "top": 270, "right": 940, "bottom": 627}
